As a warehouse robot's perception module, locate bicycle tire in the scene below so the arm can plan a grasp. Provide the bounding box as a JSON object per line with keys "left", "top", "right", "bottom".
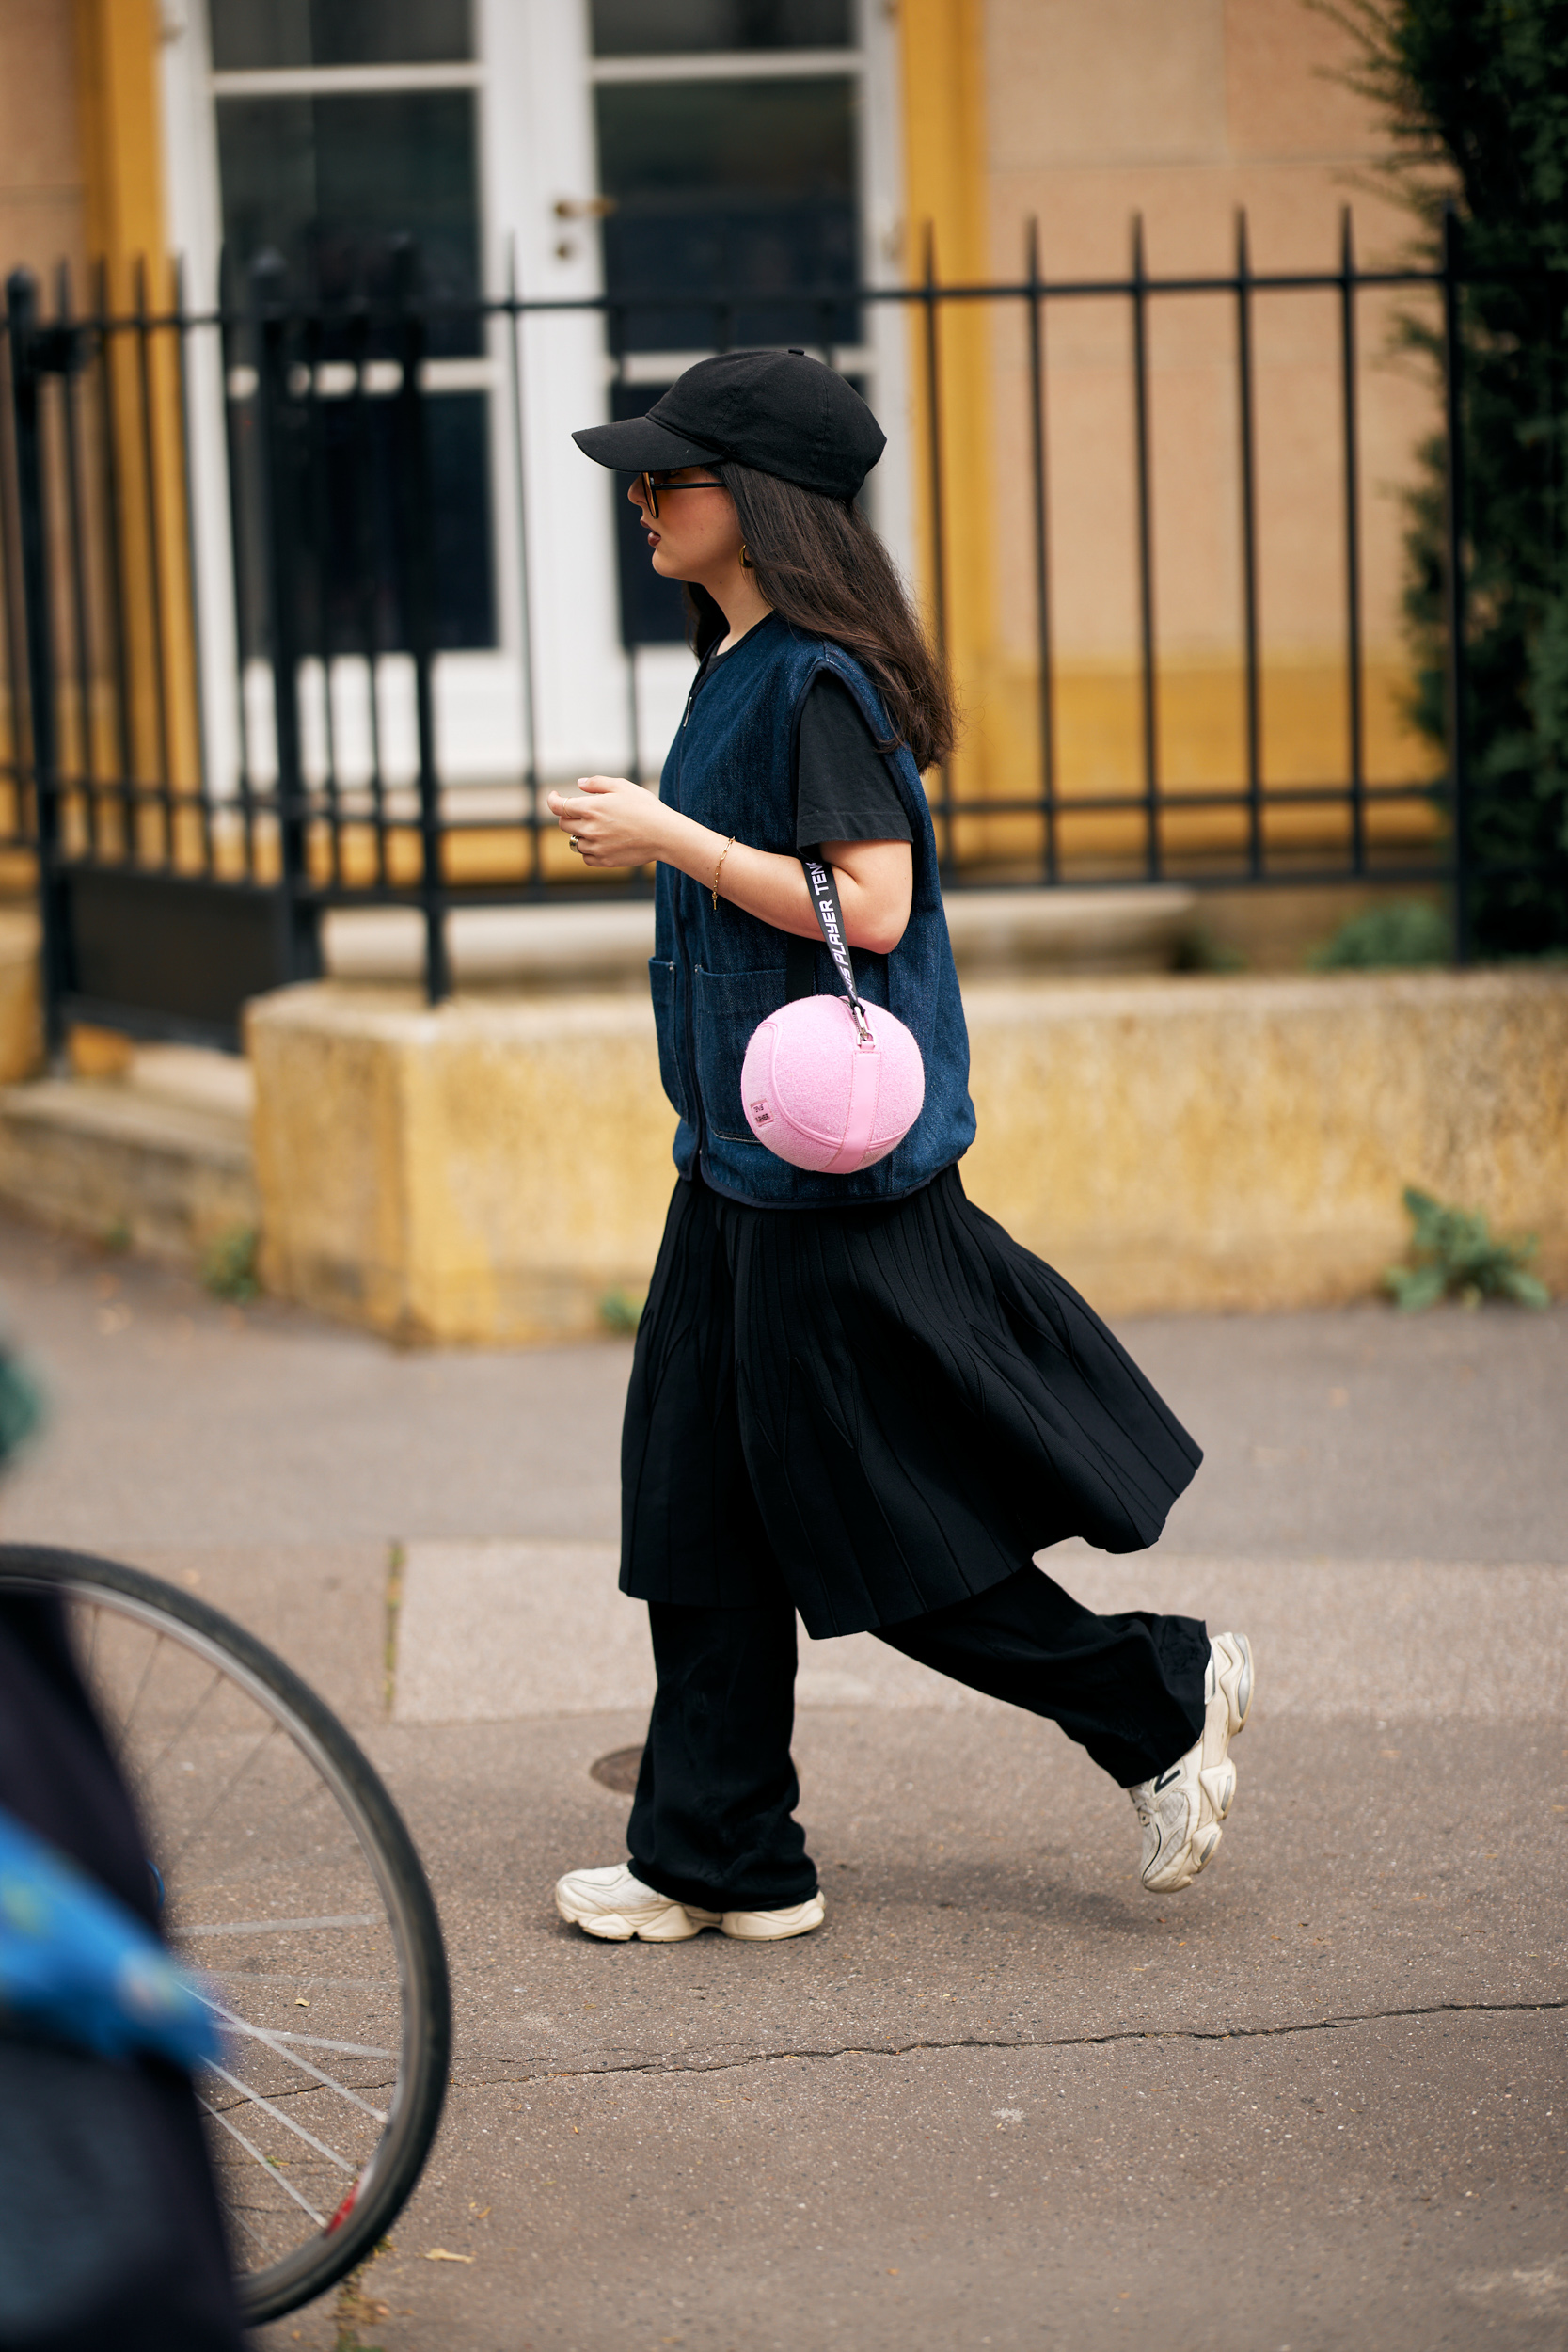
{"left": 0, "top": 1544, "right": 451, "bottom": 2324}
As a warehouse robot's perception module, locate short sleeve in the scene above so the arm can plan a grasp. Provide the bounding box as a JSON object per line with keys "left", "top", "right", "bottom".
{"left": 794, "top": 675, "right": 913, "bottom": 850}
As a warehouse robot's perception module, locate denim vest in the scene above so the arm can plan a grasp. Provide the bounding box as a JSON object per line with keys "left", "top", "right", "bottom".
{"left": 650, "top": 612, "right": 976, "bottom": 1208}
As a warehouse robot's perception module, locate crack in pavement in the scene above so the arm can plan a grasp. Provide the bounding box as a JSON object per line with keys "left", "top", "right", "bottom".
{"left": 447, "top": 1994, "right": 1568, "bottom": 2086}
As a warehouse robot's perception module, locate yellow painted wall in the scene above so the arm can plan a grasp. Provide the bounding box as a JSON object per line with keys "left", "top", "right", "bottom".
{"left": 896, "top": 0, "right": 999, "bottom": 814}
{"left": 0, "top": 2, "right": 86, "bottom": 837}
{"left": 73, "top": 0, "right": 165, "bottom": 268}
{"left": 897, "top": 0, "right": 1440, "bottom": 875}
{"left": 8, "top": 2, "right": 1447, "bottom": 896}
{"left": 71, "top": 0, "right": 201, "bottom": 822}
{"left": 248, "top": 972, "right": 1568, "bottom": 1343}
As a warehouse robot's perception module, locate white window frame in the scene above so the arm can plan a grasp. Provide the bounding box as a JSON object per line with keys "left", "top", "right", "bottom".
{"left": 572, "top": 1, "right": 911, "bottom": 769}
{"left": 157, "top": 0, "right": 907, "bottom": 798}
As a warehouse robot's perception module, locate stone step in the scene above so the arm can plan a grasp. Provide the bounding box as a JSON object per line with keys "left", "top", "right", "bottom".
{"left": 0, "top": 1047, "right": 257, "bottom": 1263}
{"left": 323, "top": 882, "right": 1199, "bottom": 990}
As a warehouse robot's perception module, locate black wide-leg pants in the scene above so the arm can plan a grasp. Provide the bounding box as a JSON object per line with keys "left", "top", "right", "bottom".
{"left": 627, "top": 1564, "right": 1208, "bottom": 1913}
{"left": 622, "top": 1171, "right": 1209, "bottom": 1915}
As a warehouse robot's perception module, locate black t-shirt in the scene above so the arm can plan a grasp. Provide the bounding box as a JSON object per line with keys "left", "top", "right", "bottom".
{"left": 692, "top": 639, "right": 913, "bottom": 850}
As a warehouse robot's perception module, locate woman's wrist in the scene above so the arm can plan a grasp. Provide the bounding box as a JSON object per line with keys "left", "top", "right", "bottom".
{"left": 657, "top": 809, "right": 730, "bottom": 889}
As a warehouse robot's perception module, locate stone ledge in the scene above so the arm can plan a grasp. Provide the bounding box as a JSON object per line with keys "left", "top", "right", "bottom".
{"left": 0, "top": 1066, "right": 257, "bottom": 1262}
{"left": 247, "top": 967, "right": 1568, "bottom": 1341}
{"left": 963, "top": 966, "right": 1568, "bottom": 1311}
{"left": 247, "top": 982, "right": 671, "bottom": 1343}
{"left": 322, "top": 883, "right": 1198, "bottom": 991}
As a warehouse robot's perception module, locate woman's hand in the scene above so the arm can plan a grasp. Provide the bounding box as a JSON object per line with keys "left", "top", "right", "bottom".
{"left": 546, "top": 777, "right": 672, "bottom": 869}
{"left": 547, "top": 778, "right": 911, "bottom": 954}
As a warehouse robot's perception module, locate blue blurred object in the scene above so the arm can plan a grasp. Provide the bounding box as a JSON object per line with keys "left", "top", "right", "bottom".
{"left": 0, "top": 1804, "right": 219, "bottom": 2071}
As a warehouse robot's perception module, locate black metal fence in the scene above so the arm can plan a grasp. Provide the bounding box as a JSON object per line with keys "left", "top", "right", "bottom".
{"left": 0, "top": 213, "right": 1471, "bottom": 1052}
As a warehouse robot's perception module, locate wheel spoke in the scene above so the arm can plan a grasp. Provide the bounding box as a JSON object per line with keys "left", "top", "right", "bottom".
{"left": 165, "top": 1716, "right": 282, "bottom": 1869}
{"left": 197, "top": 2096, "right": 329, "bottom": 2228}
{"left": 206, "top": 2021, "right": 393, "bottom": 2059}
{"left": 179, "top": 1914, "right": 381, "bottom": 1938}
{"left": 142, "top": 1656, "right": 225, "bottom": 1780}
{"left": 105, "top": 1622, "right": 166, "bottom": 1756}
{"left": 221, "top": 2201, "right": 275, "bottom": 2255}
{"left": 200, "top": 1991, "right": 391, "bottom": 2122}
{"left": 0, "top": 1549, "right": 449, "bottom": 2322}
{"left": 205, "top": 2061, "right": 359, "bottom": 2175}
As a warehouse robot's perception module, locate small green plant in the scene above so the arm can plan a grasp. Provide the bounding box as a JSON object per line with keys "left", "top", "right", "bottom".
{"left": 1308, "top": 900, "right": 1451, "bottom": 970}
{"left": 200, "top": 1225, "right": 261, "bottom": 1303}
{"left": 599, "top": 1287, "right": 644, "bottom": 1335}
{"left": 1384, "top": 1185, "right": 1550, "bottom": 1310}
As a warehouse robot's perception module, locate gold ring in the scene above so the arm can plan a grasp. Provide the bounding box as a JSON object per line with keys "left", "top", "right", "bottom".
{"left": 569, "top": 836, "right": 582, "bottom": 853}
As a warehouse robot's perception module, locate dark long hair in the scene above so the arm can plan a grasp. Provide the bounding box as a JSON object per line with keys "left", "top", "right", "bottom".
{"left": 682, "top": 463, "right": 955, "bottom": 773}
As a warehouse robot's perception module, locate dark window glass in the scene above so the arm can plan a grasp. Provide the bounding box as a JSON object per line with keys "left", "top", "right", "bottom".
{"left": 597, "top": 77, "right": 859, "bottom": 351}
{"left": 217, "top": 80, "right": 494, "bottom": 655}
{"left": 591, "top": 0, "right": 849, "bottom": 53}
{"left": 210, "top": 0, "right": 473, "bottom": 71}
{"left": 216, "top": 90, "right": 481, "bottom": 351}
{"left": 229, "top": 383, "right": 496, "bottom": 658}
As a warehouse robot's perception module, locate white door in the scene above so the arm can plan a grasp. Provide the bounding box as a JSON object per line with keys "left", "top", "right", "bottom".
{"left": 158, "top": 0, "right": 906, "bottom": 801}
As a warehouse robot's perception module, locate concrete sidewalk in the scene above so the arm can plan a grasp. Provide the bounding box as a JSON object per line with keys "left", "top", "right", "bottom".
{"left": 0, "top": 1212, "right": 1563, "bottom": 2350}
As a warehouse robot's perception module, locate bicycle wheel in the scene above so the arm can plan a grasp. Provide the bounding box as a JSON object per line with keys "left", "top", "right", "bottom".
{"left": 0, "top": 1545, "right": 451, "bottom": 2325}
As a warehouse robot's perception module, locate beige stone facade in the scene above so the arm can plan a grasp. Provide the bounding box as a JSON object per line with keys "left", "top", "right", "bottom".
{"left": 247, "top": 970, "right": 1568, "bottom": 1343}
{"left": 910, "top": 0, "right": 1440, "bottom": 866}
{"left": 3, "top": 4, "right": 1516, "bottom": 1345}
{"left": 0, "top": 2, "right": 85, "bottom": 286}
{"left": 3, "top": 3, "right": 1432, "bottom": 862}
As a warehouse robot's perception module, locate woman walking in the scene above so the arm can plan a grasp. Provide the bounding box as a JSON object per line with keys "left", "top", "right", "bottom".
{"left": 549, "top": 351, "right": 1251, "bottom": 1944}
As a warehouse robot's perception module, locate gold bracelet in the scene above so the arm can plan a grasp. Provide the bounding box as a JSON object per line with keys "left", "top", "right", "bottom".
{"left": 710, "top": 835, "right": 736, "bottom": 909}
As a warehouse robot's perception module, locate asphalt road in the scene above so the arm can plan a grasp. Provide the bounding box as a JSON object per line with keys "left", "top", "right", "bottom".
{"left": 0, "top": 1212, "right": 1563, "bottom": 2352}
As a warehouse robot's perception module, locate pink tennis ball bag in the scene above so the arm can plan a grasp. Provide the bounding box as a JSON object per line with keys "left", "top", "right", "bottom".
{"left": 740, "top": 856, "right": 926, "bottom": 1174}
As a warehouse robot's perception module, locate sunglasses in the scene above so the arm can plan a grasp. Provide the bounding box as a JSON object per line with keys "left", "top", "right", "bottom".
{"left": 635, "top": 469, "right": 725, "bottom": 519}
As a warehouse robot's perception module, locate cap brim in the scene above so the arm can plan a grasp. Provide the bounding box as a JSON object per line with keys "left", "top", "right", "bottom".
{"left": 572, "top": 415, "right": 724, "bottom": 473}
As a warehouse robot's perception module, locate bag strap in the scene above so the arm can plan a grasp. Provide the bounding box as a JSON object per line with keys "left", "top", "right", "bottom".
{"left": 801, "top": 852, "right": 872, "bottom": 1042}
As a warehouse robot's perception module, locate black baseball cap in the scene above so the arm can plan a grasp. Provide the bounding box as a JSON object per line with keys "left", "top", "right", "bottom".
{"left": 573, "top": 348, "right": 885, "bottom": 501}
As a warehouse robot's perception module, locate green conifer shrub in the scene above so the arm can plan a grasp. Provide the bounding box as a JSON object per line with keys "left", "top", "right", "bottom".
{"left": 1327, "top": 0, "right": 1568, "bottom": 954}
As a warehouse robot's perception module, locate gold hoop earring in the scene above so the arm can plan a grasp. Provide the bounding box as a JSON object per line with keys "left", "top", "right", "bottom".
{"left": 740, "top": 541, "right": 753, "bottom": 569}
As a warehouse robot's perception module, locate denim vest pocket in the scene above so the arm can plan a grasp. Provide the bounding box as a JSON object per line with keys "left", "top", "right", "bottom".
{"left": 647, "top": 957, "right": 689, "bottom": 1123}
{"left": 693, "top": 963, "right": 789, "bottom": 1141}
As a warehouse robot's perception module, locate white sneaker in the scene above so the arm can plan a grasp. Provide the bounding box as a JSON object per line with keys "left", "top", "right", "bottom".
{"left": 553, "top": 1864, "right": 827, "bottom": 1944}
{"left": 1126, "top": 1631, "right": 1253, "bottom": 1894}
{"left": 720, "top": 1893, "right": 826, "bottom": 1942}
{"left": 554, "top": 1864, "right": 718, "bottom": 1942}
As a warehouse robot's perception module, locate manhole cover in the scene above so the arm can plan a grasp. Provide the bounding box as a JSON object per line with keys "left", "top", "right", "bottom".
{"left": 590, "top": 1745, "right": 643, "bottom": 1794}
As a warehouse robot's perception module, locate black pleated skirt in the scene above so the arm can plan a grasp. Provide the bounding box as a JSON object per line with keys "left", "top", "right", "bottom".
{"left": 620, "top": 1164, "right": 1202, "bottom": 1639}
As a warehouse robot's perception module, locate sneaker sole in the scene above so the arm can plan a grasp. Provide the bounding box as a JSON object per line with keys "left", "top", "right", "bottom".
{"left": 721, "top": 1893, "right": 826, "bottom": 1942}
{"left": 1143, "top": 1820, "right": 1221, "bottom": 1894}
{"left": 1198, "top": 1632, "right": 1253, "bottom": 1829}
{"left": 1212, "top": 1631, "right": 1253, "bottom": 1735}
{"left": 1140, "top": 1633, "right": 1255, "bottom": 1892}
{"left": 554, "top": 1891, "right": 719, "bottom": 1943}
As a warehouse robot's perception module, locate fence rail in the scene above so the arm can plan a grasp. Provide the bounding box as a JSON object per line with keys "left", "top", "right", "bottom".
{"left": 0, "top": 211, "right": 1473, "bottom": 1050}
